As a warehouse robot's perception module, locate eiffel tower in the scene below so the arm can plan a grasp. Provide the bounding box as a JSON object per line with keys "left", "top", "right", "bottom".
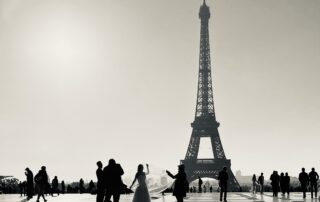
{"left": 180, "top": 0, "right": 241, "bottom": 191}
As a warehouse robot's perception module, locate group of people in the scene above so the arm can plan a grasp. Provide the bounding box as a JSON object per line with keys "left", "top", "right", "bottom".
{"left": 96, "top": 159, "right": 189, "bottom": 202}
{"left": 251, "top": 167, "right": 319, "bottom": 199}
{"left": 24, "top": 167, "right": 65, "bottom": 202}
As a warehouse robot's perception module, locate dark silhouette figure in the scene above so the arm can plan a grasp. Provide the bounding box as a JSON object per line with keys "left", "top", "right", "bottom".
{"left": 103, "top": 159, "right": 124, "bottom": 202}
{"left": 280, "top": 173, "right": 285, "bottom": 195}
{"left": 166, "top": 164, "right": 188, "bottom": 202}
{"left": 19, "top": 181, "right": 24, "bottom": 197}
{"left": 299, "top": 168, "right": 309, "bottom": 198}
{"left": 270, "top": 171, "right": 280, "bottom": 197}
{"left": 198, "top": 177, "right": 203, "bottom": 193}
{"left": 252, "top": 174, "right": 257, "bottom": 194}
{"left": 309, "top": 168, "right": 319, "bottom": 198}
{"left": 61, "top": 181, "right": 65, "bottom": 194}
{"left": 79, "top": 178, "right": 85, "bottom": 194}
{"left": 25, "top": 167, "right": 34, "bottom": 200}
{"left": 218, "top": 167, "right": 229, "bottom": 202}
{"left": 51, "top": 176, "right": 59, "bottom": 196}
{"left": 210, "top": 186, "right": 213, "bottom": 193}
{"left": 283, "top": 173, "right": 290, "bottom": 196}
{"left": 96, "top": 161, "right": 105, "bottom": 202}
{"left": 34, "top": 166, "right": 48, "bottom": 202}
{"left": 257, "top": 173, "right": 264, "bottom": 194}
{"left": 88, "top": 180, "right": 95, "bottom": 194}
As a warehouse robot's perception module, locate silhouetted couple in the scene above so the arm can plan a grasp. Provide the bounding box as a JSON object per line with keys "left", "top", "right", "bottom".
{"left": 166, "top": 164, "right": 188, "bottom": 202}
{"left": 96, "top": 159, "right": 124, "bottom": 202}
{"left": 299, "top": 167, "right": 319, "bottom": 198}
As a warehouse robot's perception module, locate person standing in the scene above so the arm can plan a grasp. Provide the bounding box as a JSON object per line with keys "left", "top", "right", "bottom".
{"left": 166, "top": 164, "right": 188, "bottom": 202}
{"left": 299, "top": 168, "right": 309, "bottom": 198}
{"left": 51, "top": 176, "right": 59, "bottom": 196}
{"left": 103, "top": 159, "right": 124, "bottom": 202}
{"left": 257, "top": 173, "right": 264, "bottom": 194}
{"left": 79, "top": 178, "right": 85, "bottom": 194}
{"left": 198, "top": 177, "right": 203, "bottom": 193}
{"left": 96, "top": 161, "right": 105, "bottom": 202}
{"left": 25, "top": 168, "right": 34, "bottom": 200}
{"left": 280, "top": 173, "right": 285, "bottom": 196}
{"left": 252, "top": 174, "right": 257, "bottom": 194}
{"left": 309, "top": 168, "right": 319, "bottom": 198}
{"left": 61, "top": 181, "right": 65, "bottom": 194}
{"left": 218, "top": 167, "right": 229, "bottom": 202}
{"left": 283, "top": 173, "right": 290, "bottom": 196}
{"left": 130, "top": 164, "right": 151, "bottom": 202}
{"left": 270, "top": 171, "right": 280, "bottom": 197}
{"left": 34, "top": 166, "right": 48, "bottom": 202}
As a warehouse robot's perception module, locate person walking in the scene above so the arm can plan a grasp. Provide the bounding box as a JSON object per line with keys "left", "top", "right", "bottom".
{"left": 34, "top": 166, "right": 48, "bottom": 202}
{"left": 218, "top": 167, "right": 229, "bottom": 202}
{"left": 103, "top": 159, "right": 124, "bottom": 202}
{"left": 309, "top": 168, "right": 319, "bottom": 199}
{"left": 51, "top": 176, "right": 59, "bottom": 196}
{"left": 96, "top": 161, "right": 105, "bottom": 202}
{"left": 299, "top": 168, "right": 309, "bottom": 198}
{"left": 61, "top": 181, "right": 65, "bottom": 194}
{"left": 252, "top": 174, "right": 257, "bottom": 194}
{"left": 257, "top": 173, "right": 264, "bottom": 194}
{"left": 280, "top": 173, "right": 285, "bottom": 196}
{"left": 166, "top": 164, "right": 188, "bottom": 202}
{"left": 198, "top": 177, "right": 203, "bottom": 193}
{"left": 25, "top": 168, "right": 34, "bottom": 200}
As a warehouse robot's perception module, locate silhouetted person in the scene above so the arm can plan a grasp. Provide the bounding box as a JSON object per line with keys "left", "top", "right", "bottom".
{"left": 88, "top": 180, "right": 95, "bottom": 193}
{"left": 25, "top": 167, "right": 34, "bottom": 200}
{"left": 166, "top": 164, "right": 188, "bottom": 202}
{"left": 52, "top": 176, "right": 59, "bottom": 196}
{"left": 270, "top": 171, "right": 280, "bottom": 197}
{"left": 299, "top": 168, "right": 309, "bottom": 198}
{"left": 280, "top": 172, "right": 285, "bottom": 195}
{"left": 96, "top": 161, "right": 105, "bottom": 202}
{"left": 252, "top": 174, "right": 257, "bottom": 194}
{"left": 34, "top": 166, "right": 48, "bottom": 202}
{"left": 210, "top": 186, "right": 213, "bottom": 193}
{"left": 198, "top": 177, "right": 203, "bottom": 193}
{"left": 19, "top": 181, "right": 24, "bottom": 196}
{"left": 103, "top": 159, "right": 124, "bottom": 202}
{"left": 79, "top": 178, "right": 85, "bottom": 194}
{"left": 218, "top": 167, "right": 229, "bottom": 202}
{"left": 309, "top": 168, "right": 319, "bottom": 198}
{"left": 283, "top": 172, "right": 290, "bottom": 196}
{"left": 257, "top": 173, "right": 264, "bottom": 194}
{"left": 61, "top": 181, "right": 65, "bottom": 194}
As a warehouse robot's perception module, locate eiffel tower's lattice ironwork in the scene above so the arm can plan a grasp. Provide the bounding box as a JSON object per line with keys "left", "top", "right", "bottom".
{"left": 181, "top": 0, "right": 241, "bottom": 191}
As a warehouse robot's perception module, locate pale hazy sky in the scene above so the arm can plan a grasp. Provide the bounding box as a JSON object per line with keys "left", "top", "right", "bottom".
{"left": 0, "top": 0, "right": 319, "bottom": 182}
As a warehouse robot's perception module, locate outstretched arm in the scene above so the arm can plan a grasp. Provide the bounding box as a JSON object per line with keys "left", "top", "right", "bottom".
{"left": 166, "top": 170, "right": 175, "bottom": 179}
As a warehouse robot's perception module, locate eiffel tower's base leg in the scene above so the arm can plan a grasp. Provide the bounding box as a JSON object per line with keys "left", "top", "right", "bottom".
{"left": 181, "top": 158, "right": 241, "bottom": 191}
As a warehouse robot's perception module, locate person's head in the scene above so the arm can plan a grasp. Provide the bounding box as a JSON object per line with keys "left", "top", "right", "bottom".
{"left": 25, "top": 167, "right": 29, "bottom": 172}
{"left": 54, "top": 176, "right": 57, "bottom": 179}
{"left": 280, "top": 172, "right": 284, "bottom": 176}
{"left": 97, "top": 161, "right": 103, "bottom": 168}
{"left": 253, "top": 174, "right": 256, "bottom": 177}
{"left": 285, "top": 172, "right": 288, "bottom": 176}
{"left": 41, "top": 166, "right": 46, "bottom": 171}
{"left": 178, "top": 164, "right": 185, "bottom": 172}
{"left": 137, "top": 164, "right": 144, "bottom": 172}
{"left": 223, "top": 167, "right": 227, "bottom": 172}
{"left": 109, "top": 159, "right": 116, "bottom": 166}
{"left": 302, "top": 167, "right": 305, "bottom": 172}
{"left": 261, "top": 173, "right": 264, "bottom": 176}
{"left": 312, "top": 167, "right": 315, "bottom": 172}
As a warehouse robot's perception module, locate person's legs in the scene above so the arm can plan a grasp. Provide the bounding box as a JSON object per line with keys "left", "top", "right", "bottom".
{"left": 220, "top": 188, "right": 223, "bottom": 201}
{"left": 104, "top": 191, "right": 111, "bottom": 202}
{"left": 176, "top": 196, "right": 184, "bottom": 202}
{"left": 224, "top": 186, "right": 228, "bottom": 202}
{"left": 113, "top": 193, "right": 120, "bottom": 202}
